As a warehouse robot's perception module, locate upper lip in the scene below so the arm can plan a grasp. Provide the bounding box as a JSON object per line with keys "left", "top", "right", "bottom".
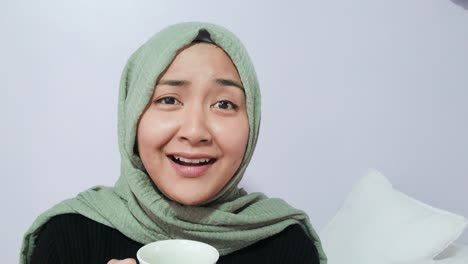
{"left": 167, "top": 152, "right": 217, "bottom": 160}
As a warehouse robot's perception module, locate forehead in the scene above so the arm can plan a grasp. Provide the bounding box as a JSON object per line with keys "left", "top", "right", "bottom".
{"left": 162, "top": 43, "right": 240, "bottom": 78}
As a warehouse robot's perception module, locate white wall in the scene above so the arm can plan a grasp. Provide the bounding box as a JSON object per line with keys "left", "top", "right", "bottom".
{"left": 1, "top": 0, "right": 467, "bottom": 263}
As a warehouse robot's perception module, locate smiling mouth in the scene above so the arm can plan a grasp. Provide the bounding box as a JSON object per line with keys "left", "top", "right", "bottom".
{"left": 168, "top": 155, "right": 217, "bottom": 166}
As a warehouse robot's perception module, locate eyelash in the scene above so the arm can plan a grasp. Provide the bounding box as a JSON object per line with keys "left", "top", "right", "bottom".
{"left": 154, "top": 96, "right": 181, "bottom": 105}
{"left": 211, "top": 100, "right": 238, "bottom": 111}
{"left": 154, "top": 97, "right": 238, "bottom": 111}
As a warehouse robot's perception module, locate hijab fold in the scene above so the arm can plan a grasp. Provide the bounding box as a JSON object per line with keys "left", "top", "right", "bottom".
{"left": 20, "top": 22, "right": 327, "bottom": 264}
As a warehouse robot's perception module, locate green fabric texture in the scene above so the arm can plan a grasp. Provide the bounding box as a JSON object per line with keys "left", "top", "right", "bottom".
{"left": 20, "top": 22, "right": 327, "bottom": 264}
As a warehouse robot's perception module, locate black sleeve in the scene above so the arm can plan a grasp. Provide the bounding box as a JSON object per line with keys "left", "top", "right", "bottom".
{"left": 29, "top": 214, "right": 142, "bottom": 264}
{"left": 219, "top": 224, "right": 321, "bottom": 264}
{"left": 30, "top": 217, "right": 61, "bottom": 264}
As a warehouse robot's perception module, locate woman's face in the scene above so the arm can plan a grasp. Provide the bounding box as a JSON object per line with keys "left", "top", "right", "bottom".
{"left": 137, "top": 43, "right": 249, "bottom": 206}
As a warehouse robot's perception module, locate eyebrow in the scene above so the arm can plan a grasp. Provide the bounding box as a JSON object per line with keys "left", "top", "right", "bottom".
{"left": 157, "top": 78, "right": 244, "bottom": 90}
{"left": 158, "top": 79, "right": 187, "bottom": 86}
{"left": 215, "top": 78, "right": 244, "bottom": 90}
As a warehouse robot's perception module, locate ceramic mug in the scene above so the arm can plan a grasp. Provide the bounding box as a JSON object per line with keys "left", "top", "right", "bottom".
{"left": 137, "top": 239, "right": 219, "bottom": 264}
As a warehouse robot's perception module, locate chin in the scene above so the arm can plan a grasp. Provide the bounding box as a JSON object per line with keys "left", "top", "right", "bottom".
{"left": 168, "top": 192, "right": 210, "bottom": 206}
{"left": 178, "top": 199, "right": 203, "bottom": 206}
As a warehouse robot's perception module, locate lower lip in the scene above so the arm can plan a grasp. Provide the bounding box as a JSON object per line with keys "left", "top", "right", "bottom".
{"left": 169, "top": 158, "right": 214, "bottom": 178}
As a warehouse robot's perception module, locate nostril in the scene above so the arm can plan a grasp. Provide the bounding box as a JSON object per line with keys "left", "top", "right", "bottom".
{"left": 179, "top": 134, "right": 212, "bottom": 145}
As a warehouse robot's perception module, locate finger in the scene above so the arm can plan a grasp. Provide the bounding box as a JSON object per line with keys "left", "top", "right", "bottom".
{"left": 107, "top": 259, "right": 136, "bottom": 264}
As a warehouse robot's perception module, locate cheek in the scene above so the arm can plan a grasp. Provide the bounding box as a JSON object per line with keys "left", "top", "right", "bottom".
{"left": 211, "top": 115, "right": 249, "bottom": 161}
{"left": 137, "top": 111, "right": 179, "bottom": 150}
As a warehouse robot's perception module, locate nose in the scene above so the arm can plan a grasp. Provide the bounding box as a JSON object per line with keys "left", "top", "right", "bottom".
{"left": 177, "top": 106, "right": 212, "bottom": 146}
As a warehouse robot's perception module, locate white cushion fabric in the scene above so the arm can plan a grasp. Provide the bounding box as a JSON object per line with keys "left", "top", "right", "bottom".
{"left": 436, "top": 243, "right": 468, "bottom": 259}
{"left": 429, "top": 243, "right": 468, "bottom": 264}
{"left": 410, "top": 259, "right": 468, "bottom": 264}
{"left": 320, "top": 169, "right": 467, "bottom": 264}
{"left": 409, "top": 247, "right": 468, "bottom": 264}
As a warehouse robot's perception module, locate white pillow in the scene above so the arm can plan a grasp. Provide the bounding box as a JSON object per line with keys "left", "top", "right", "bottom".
{"left": 320, "top": 169, "right": 467, "bottom": 264}
{"left": 405, "top": 243, "right": 468, "bottom": 264}
{"left": 436, "top": 243, "right": 468, "bottom": 260}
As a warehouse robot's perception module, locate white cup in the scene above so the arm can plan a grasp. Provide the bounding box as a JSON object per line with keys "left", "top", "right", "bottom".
{"left": 137, "top": 239, "right": 219, "bottom": 264}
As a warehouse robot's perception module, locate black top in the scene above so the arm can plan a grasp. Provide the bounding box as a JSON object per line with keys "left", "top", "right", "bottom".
{"left": 31, "top": 214, "right": 320, "bottom": 264}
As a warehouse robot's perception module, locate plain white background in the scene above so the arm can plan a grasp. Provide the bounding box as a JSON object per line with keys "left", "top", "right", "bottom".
{"left": 1, "top": 0, "right": 467, "bottom": 263}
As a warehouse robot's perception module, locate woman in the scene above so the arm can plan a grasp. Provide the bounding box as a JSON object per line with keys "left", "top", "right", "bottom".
{"left": 21, "top": 22, "right": 327, "bottom": 264}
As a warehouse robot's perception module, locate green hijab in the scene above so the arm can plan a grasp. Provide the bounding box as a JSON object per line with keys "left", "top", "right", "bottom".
{"left": 20, "top": 22, "right": 327, "bottom": 264}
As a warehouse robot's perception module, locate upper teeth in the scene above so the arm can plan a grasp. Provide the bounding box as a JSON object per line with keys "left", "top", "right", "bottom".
{"left": 173, "top": 156, "right": 211, "bottom": 164}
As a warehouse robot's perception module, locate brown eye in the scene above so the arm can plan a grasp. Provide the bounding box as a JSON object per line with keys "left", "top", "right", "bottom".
{"left": 154, "top": 97, "right": 180, "bottom": 105}
{"left": 212, "top": 100, "right": 238, "bottom": 110}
